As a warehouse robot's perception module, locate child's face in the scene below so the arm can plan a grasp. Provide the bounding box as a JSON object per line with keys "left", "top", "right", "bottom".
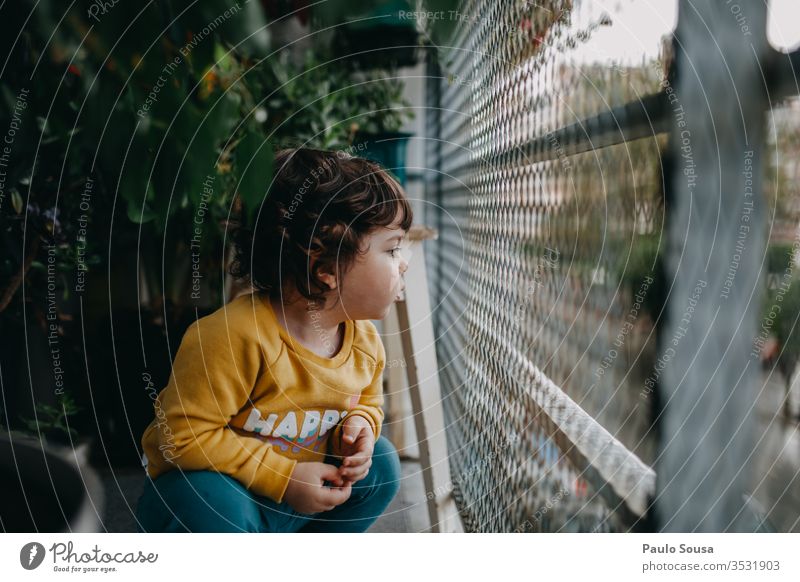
{"left": 337, "top": 220, "right": 409, "bottom": 320}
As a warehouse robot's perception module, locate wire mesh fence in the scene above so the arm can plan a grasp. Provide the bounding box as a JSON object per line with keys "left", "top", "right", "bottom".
{"left": 422, "top": 0, "right": 800, "bottom": 532}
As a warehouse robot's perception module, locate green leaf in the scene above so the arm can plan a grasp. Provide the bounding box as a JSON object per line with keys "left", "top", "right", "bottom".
{"left": 180, "top": 93, "right": 240, "bottom": 210}
{"left": 125, "top": 183, "right": 158, "bottom": 224}
{"left": 11, "top": 189, "right": 23, "bottom": 214}
{"left": 235, "top": 129, "right": 273, "bottom": 226}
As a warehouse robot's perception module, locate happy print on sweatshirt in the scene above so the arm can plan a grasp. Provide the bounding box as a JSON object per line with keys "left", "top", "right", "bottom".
{"left": 241, "top": 406, "right": 353, "bottom": 453}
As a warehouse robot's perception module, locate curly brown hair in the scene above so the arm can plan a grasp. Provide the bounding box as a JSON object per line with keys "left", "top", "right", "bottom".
{"left": 230, "top": 147, "right": 413, "bottom": 304}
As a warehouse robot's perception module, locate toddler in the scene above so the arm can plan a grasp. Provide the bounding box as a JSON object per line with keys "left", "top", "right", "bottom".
{"left": 136, "top": 147, "right": 412, "bottom": 532}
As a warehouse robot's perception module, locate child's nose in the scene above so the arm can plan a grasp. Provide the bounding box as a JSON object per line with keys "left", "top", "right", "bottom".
{"left": 400, "top": 257, "right": 409, "bottom": 274}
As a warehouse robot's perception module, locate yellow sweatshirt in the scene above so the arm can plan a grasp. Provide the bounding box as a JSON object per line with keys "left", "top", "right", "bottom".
{"left": 140, "top": 291, "right": 386, "bottom": 504}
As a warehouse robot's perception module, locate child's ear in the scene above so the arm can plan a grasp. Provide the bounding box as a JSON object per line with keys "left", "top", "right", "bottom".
{"left": 319, "top": 272, "right": 337, "bottom": 290}
{"left": 313, "top": 259, "right": 337, "bottom": 290}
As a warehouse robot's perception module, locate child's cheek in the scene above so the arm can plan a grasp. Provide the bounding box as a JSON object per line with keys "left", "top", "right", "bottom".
{"left": 388, "top": 264, "right": 401, "bottom": 286}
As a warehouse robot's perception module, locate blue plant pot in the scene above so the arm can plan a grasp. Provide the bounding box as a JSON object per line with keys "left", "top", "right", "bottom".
{"left": 353, "top": 132, "right": 412, "bottom": 187}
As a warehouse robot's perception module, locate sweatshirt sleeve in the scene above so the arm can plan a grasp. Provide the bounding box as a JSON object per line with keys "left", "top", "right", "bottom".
{"left": 153, "top": 318, "right": 297, "bottom": 503}
{"left": 332, "top": 333, "right": 386, "bottom": 451}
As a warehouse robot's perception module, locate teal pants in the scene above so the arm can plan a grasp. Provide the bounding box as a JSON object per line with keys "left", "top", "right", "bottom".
{"left": 135, "top": 436, "right": 401, "bottom": 533}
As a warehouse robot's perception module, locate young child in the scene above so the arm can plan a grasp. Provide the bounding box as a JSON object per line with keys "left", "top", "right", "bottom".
{"left": 136, "top": 147, "right": 412, "bottom": 532}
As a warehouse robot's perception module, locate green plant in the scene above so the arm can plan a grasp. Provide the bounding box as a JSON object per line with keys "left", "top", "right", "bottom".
{"left": 0, "top": 1, "right": 275, "bottom": 317}
{"left": 19, "top": 393, "right": 83, "bottom": 443}
{"left": 246, "top": 50, "right": 415, "bottom": 149}
{"left": 613, "top": 233, "right": 666, "bottom": 320}
{"left": 250, "top": 50, "right": 362, "bottom": 149}
{"left": 349, "top": 71, "right": 414, "bottom": 135}
{"left": 1, "top": 3, "right": 419, "bottom": 319}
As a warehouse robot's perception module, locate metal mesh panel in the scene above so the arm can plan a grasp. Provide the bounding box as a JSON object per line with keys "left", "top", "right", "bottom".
{"left": 423, "top": 0, "right": 673, "bottom": 532}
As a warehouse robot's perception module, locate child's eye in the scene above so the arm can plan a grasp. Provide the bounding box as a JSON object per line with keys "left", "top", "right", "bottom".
{"left": 389, "top": 247, "right": 401, "bottom": 257}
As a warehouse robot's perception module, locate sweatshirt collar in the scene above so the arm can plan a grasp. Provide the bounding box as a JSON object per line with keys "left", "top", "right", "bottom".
{"left": 257, "top": 292, "right": 354, "bottom": 368}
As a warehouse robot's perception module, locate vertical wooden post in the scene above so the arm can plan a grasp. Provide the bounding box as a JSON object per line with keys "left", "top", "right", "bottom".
{"left": 388, "top": 225, "right": 463, "bottom": 532}
{"left": 382, "top": 305, "right": 409, "bottom": 454}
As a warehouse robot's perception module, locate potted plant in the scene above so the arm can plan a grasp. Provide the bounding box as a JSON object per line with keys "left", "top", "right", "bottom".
{"left": 249, "top": 49, "right": 364, "bottom": 150}
{"left": 348, "top": 73, "right": 415, "bottom": 186}
{"left": 247, "top": 49, "right": 415, "bottom": 184}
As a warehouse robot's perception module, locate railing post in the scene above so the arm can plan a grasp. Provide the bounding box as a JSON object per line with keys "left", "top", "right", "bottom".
{"left": 656, "top": 0, "right": 770, "bottom": 531}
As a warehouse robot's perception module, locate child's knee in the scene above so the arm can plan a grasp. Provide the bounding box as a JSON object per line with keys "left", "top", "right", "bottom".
{"left": 371, "top": 436, "right": 401, "bottom": 499}
{"left": 137, "top": 470, "right": 262, "bottom": 532}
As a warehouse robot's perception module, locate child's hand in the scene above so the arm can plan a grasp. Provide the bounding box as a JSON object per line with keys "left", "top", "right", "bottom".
{"left": 338, "top": 415, "right": 375, "bottom": 484}
{"left": 284, "top": 462, "right": 352, "bottom": 514}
